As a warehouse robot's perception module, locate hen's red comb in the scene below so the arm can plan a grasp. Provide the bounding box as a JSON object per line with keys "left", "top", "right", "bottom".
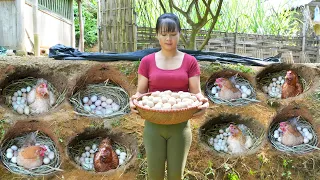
{"left": 41, "top": 83, "right": 47, "bottom": 88}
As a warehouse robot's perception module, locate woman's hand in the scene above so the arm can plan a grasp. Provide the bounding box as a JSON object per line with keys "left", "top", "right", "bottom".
{"left": 129, "top": 93, "right": 141, "bottom": 114}
{"left": 193, "top": 93, "right": 209, "bottom": 117}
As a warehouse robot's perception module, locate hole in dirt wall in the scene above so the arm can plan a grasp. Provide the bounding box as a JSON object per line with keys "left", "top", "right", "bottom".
{"left": 268, "top": 105, "right": 320, "bottom": 153}
{"left": 72, "top": 64, "right": 135, "bottom": 97}
{"left": 256, "top": 64, "right": 320, "bottom": 100}
{"left": 199, "top": 113, "right": 266, "bottom": 157}
{"left": 66, "top": 128, "right": 138, "bottom": 175}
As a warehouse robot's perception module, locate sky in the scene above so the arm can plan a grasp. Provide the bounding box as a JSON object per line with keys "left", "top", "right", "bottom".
{"left": 264, "top": 0, "right": 312, "bottom": 12}
{"left": 265, "top": 0, "right": 313, "bottom": 10}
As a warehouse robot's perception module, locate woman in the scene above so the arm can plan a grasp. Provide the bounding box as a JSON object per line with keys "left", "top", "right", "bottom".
{"left": 130, "top": 13, "right": 209, "bottom": 180}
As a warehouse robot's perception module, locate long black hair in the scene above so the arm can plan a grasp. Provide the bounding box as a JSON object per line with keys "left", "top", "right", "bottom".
{"left": 156, "top": 13, "right": 181, "bottom": 34}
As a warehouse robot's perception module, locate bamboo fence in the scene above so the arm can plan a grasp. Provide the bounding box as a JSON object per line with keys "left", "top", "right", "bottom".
{"left": 137, "top": 27, "right": 320, "bottom": 63}
{"left": 100, "top": 0, "right": 136, "bottom": 53}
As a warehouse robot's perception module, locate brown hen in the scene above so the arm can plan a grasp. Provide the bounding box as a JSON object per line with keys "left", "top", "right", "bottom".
{"left": 16, "top": 131, "right": 47, "bottom": 169}
{"left": 279, "top": 117, "right": 304, "bottom": 146}
{"left": 281, "top": 70, "right": 303, "bottom": 99}
{"left": 94, "top": 138, "right": 119, "bottom": 172}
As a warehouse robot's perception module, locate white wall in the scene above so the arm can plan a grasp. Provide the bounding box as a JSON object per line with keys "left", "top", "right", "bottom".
{"left": 0, "top": 0, "right": 73, "bottom": 52}
{"left": 24, "top": 2, "right": 73, "bottom": 52}
{"left": 0, "top": 0, "right": 18, "bottom": 49}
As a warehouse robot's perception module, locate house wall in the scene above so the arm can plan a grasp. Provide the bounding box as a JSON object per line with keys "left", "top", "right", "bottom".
{"left": 0, "top": 0, "right": 73, "bottom": 52}
{"left": 0, "top": 0, "right": 18, "bottom": 49}
{"left": 24, "top": 2, "right": 73, "bottom": 52}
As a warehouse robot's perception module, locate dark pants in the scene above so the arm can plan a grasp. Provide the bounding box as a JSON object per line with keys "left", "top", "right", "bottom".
{"left": 143, "top": 120, "right": 192, "bottom": 180}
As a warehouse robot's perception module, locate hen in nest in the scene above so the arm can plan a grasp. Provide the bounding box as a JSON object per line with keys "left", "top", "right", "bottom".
{"left": 16, "top": 131, "right": 47, "bottom": 169}
{"left": 280, "top": 117, "right": 304, "bottom": 146}
{"left": 215, "top": 77, "right": 241, "bottom": 100}
{"left": 281, "top": 70, "right": 303, "bottom": 99}
{"left": 227, "top": 124, "right": 253, "bottom": 154}
{"left": 27, "top": 79, "right": 55, "bottom": 114}
{"left": 94, "top": 138, "right": 119, "bottom": 172}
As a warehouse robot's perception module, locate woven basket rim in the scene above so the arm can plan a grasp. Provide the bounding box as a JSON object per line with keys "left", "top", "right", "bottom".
{"left": 132, "top": 92, "right": 200, "bottom": 113}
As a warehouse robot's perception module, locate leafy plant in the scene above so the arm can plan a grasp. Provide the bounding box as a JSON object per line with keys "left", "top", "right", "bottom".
{"left": 135, "top": 0, "right": 302, "bottom": 38}
{"left": 228, "top": 171, "right": 240, "bottom": 180}
{"left": 257, "top": 152, "right": 269, "bottom": 167}
{"left": 204, "top": 161, "right": 215, "bottom": 178}
{"left": 249, "top": 169, "right": 257, "bottom": 175}
{"left": 282, "top": 170, "right": 292, "bottom": 179}
{"left": 136, "top": 0, "right": 224, "bottom": 50}
{"left": 111, "top": 118, "right": 121, "bottom": 127}
{"left": 74, "top": 0, "right": 98, "bottom": 48}
{"left": 225, "top": 64, "right": 254, "bottom": 74}
{"left": 281, "top": 159, "right": 293, "bottom": 179}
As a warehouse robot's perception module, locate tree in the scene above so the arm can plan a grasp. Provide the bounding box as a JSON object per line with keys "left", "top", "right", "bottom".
{"left": 77, "top": 0, "right": 84, "bottom": 51}
{"left": 159, "top": 0, "right": 223, "bottom": 50}
{"left": 74, "top": 0, "right": 98, "bottom": 49}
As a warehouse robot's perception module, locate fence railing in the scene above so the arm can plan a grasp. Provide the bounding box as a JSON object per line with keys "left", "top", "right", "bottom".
{"left": 137, "top": 27, "right": 320, "bottom": 63}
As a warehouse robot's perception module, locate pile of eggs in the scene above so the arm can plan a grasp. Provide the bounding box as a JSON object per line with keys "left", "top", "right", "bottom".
{"left": 74, "top": 143, "right": 127, "bottom": 171}
{"left": 273, "top": 124, "right": 313, "bottom": 144}
{"left": 5, "top": 144, "right": 55, "bottom": 165}
{"left": 211, "top": 83, "right": 252, "bottom": 99}
{"left": 137, "top": 90, "right": 200, "bottom": 110}
{"left": 8, "top": 86, "right": 32, "bottom": 115}
{"left": 115, "top": 149, "right": 127, "bottom": 165}
{"left": 74, "top": 143, "right": 98, "bottom": 170}
{"left": 82, "top": 95, "right": 120, "bottom": 116}
{"left": 262, "top": 76, "right": 285, "bottom": 98}
{"left": 207, "top": 124, "right": 252, "bottom": 153}
{"left": 208, "top": 127, "right": 231, "bottom": 153}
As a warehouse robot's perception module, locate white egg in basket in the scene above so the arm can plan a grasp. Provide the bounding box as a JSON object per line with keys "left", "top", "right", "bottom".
{"left": 133, "top": 91, "right": 202, "bottom": 125}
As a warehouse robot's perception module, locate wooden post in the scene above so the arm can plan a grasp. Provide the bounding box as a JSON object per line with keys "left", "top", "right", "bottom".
{"left": 33, "top": 0, "right": 39, "bottom": 56}
{"left": 301, "top": 7, "right": 307, "bottom": 63}
{"left": 15, "top": 0, "right": 27, "bottom": 55}
{"left": 234, "top": 18, "right": 238, "bottom": 54}
{"left": 317, "top": 43, "right": 320, "bottom": 63}
{"left": 302, "top": 22, "right": 306, "bottom": 52}
{"left": 102, "top": 0, "right": 107, "bottom": 52}
{"left": 133, "top": 0, "right": 137, "bottom": 51}
{"left": 71, "top": 0, "right": 75, "bottom": 48}
{"left": 97, "top": 0, "right": 101, "bottom": 52}
{"left": 78, "top": 0, "right": 84, "bottom": 51}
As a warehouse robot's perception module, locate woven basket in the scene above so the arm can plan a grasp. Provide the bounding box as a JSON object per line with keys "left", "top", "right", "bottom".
{"left": 133, "top": 93, "right": 200, "bottom": 125}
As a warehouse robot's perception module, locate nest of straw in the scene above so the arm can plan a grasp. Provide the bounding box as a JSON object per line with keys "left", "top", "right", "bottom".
{"left": 312, "top": 90, "right": 320, "bottom": 102}
{"left": 68, "top": 137, "right": 132, "bottom": 171}
{"left": 0, "top": 132, "right": 61, "bottom": 176}
{"left": 202, "top": 122, "right": 265, "bottom": 155}
{"left": 70, "top": 82, "right": 130, "bottom": 118}
{"left": 206, "top": 75, "right": 259, "bottom": 106}
{"left": 258, "top": 70, "right": 311, "bottom": 97}
{"left": 268, "top": 118, "right": 318, "bottom": 154}
{"left": 2, "top": 77, "right": 66, "bottom": 112}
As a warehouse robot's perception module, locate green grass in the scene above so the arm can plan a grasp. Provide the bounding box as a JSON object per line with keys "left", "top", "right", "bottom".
{"left": 0, "top": 119, "right": 6, "bottom": 140}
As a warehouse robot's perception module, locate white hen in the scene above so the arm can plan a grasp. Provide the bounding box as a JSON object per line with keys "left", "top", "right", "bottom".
{"left": 227, "top": 124, "right": 253, "bottom": 154}
{"left": 27, "top": 79, "right": 55, "bottom": 114}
